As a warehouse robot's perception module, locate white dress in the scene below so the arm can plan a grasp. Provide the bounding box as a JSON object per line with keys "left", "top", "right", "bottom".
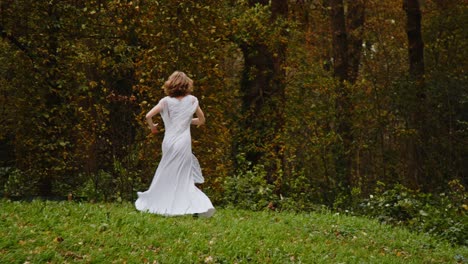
{"left": 135, "top": 95, "right": 215, "bottom": 217}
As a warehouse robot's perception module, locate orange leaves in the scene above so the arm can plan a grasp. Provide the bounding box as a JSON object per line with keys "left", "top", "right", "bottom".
{"left": 53, "top": 236, "right": 64, "bottom": 243}
{"left": 379, "top": 247, "right": 410, "bottom": 258}
{"left": 106, "top": 91, "right": 137, "bottom": 104}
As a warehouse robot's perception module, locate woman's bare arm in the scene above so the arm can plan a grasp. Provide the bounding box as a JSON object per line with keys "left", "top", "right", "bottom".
{"left": 191, "top": 106, "right": 205, "bottom": 126}
{"left": 146, "top": 104, "right": 162, "bottom": 133}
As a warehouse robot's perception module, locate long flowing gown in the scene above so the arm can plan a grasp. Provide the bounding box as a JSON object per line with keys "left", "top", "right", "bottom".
{"left": 135, "top": 95, "right": 215, "bottom": 217}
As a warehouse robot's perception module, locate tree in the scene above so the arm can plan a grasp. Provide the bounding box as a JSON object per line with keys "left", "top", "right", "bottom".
{"left": 234, "top": 0, "right": 289, "bottom": 181}
{"left": 403, "top": 0, "right": 427, "bottom": 188}
{"left": 329, "top": 0, "right": 366, "bottom": 190}
{"left": 347, "top": 0, "right": 366, "bottom": 84}
{"left": 403, "top": 0, "right": 425, "bottom": 88}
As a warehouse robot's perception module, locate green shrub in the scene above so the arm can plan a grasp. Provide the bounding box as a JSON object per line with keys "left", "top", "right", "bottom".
{"left": 77, "top": 170, "right": 115, "bottom": 202}
{"left": 277, "top": 169, "right": 327, "bottom": 212}
{"left": 223, "top": 154, "right": 277, "bottom": 211}
{"left": 0, "top": 167, "right": 9, "bottom": 194}
{"left": 2, "top": 168, "right": 39, "bottom": 197}
{"left": 357, "top": 181, "right": 467, "bottom": 245}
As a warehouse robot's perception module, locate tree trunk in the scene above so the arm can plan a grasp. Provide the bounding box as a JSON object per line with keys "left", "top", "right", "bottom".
{"left": 403, "top": 0, "right": 427, "bottom": 188}
{"left": 328, "top": 0, "right": 367, "bottom": 194}
{"left": 330, "top": 0, "right": 352, "bottom": 191}
{"left": 346, "top": 0, "right": 366, "bottom": 84}
{"left": 330, "top": 0, "right": 348, "bottom": 82}
{"left": 237, "top": 0, "right": 288, "bottom": 179}
{"left": 403, "top": 0, "right": 425, "bottom": 93}
{"left": 40, "top": 1, "right": 61, "bottom": 197}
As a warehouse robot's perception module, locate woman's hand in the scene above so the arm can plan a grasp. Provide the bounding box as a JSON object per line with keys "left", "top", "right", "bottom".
{"left": 150, "top": 123, "right": 158, "bottom": 134}
{"left": 146, "top": 102, "right": 163, "bottom": 134}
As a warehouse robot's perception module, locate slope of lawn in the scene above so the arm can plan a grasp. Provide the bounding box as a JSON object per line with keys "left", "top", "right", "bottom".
{"left": 0, "top": 200, "right": 466, "bottom": 263}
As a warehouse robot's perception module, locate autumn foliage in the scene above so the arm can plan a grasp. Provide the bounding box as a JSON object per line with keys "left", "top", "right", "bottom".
{"left": 0, "top": 0, "right": 466, "bottom": 210}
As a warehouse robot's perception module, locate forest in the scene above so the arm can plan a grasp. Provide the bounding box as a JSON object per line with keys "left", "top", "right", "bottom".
{"left": 0, "top": 0, "right": 466, "bottom": 224}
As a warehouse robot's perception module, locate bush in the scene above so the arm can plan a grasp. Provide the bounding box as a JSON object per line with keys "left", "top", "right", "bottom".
{"left": 277, "top": 169, "right": 327, "bottom": 212}
{"left": 77, "top": 170, "right": 115, "bottom": 202}
{"left": 357, "top": 181, "right": 467, "bottom": 246}
{"left": 223, "top": 154, "right": 277, "bottom": 211}
{"left": 2, "top": 167, "right": 39, "bottom": 197}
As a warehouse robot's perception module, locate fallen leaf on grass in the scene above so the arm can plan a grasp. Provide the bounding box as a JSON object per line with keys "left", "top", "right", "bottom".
{"left": 143, "top": 258, "right": 160, "bottom": 264}
{"left": 147, "top": 245, "right": 161, "bottom": 253}
{"left": 394, "top": 249, "right": 410, "bottom": 258}
{"left": 204, "top": 256, "right": 214, "bottom": 263}
{"left": 63, "top": 251, "right": 83, "bottom": 260}
{"left": 99, "top": 223, "right": 109, "bottom": 232}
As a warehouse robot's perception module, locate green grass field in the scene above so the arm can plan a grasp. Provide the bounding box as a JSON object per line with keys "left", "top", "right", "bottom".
{"left": 1, "top": 200, "right": 466, "bottom": 263}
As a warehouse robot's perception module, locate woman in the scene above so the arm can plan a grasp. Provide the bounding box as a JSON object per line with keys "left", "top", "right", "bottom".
{"left": 135, "top": 71, "right": 215, "bottom": 217}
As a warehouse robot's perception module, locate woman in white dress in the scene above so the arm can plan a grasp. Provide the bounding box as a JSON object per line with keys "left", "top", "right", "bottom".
{"left": 135, "top": 71, "right": 215, "bottom": 217}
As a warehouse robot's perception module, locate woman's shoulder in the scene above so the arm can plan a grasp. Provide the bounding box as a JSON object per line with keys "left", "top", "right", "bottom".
{"left": 157, "top": 96, "right": 170, "bottom": 107}
{"left": 189, "top": 94, "right": 198, "bottom": 103}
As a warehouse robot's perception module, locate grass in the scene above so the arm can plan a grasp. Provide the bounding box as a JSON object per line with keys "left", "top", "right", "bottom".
{"left": 0, "top": 200, "right": 466, "bottom": 263}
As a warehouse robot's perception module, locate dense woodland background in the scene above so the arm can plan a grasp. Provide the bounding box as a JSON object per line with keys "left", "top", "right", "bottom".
{"left": 0, "top": 0, "right": 466, "bottom": 210}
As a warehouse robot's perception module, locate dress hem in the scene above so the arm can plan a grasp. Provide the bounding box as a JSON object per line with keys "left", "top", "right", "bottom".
{"left": 135, "top": 202, "right": 215, "bottom": 218}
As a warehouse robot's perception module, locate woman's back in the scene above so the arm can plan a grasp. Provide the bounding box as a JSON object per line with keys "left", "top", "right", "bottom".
{"left": 160, "top": 95, "right": 197, "bottom": 133}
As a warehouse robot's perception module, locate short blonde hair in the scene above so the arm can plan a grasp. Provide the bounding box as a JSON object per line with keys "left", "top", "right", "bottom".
{"left": 163, "top": 71, "right": 193, "bottom": 97}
